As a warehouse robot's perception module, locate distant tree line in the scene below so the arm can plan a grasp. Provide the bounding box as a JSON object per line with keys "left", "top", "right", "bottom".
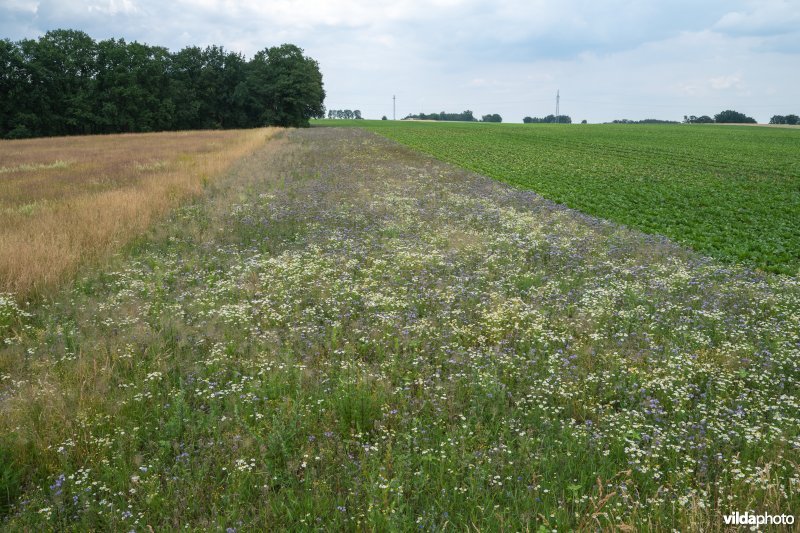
{"left": 327, "top": 109, "right": 362, "bottom": 120}
{"left": 481, "top": 114, "right": 502, "bottom": 123}
{"left": 403, "top": 110, "right": 476, "bottom": 122}
{"left": 0, "top": 29, "right": 325, "bottom": 139}
{"left": 683, "top": 115, "right": 714, "bottom": 124}
{"left": 769, "top": 114, "right": 798, "bottom": 125}
{"left": 684, "top": 110, "right": 757, "bottom": 124}
{"left": 609, "top": 118, "right": 680, "bottom": 124}
{"left": 522, "top": 115, "right": 572, "bottom": 124}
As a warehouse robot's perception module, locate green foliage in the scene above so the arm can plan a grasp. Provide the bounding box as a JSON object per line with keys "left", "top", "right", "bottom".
{"left": 0, "top": 30, "right": 325, "bottom": 138}
{"left": 714, "top": 109, "right": 757, "bottom": 124}
{"left": 328, "top": 109, "right": 362, "bottom": 120}
{"left": 247, "top": 44, "right": 325, "bottom": 128}
{"left": 684, "top": 115, "right": 714, "bottom": 123}
{"left": 404, "top": 110, "right": 476, "bottom": 121}
{"left": 481, "top": 113, "right": 502, "bottom": 123}
{"left": 610, "top": 118, "right": 679, "bottom": 124}
{"left": 523, "top": 114, "right": 571, "bottom": 123}
{"left": 770, "top": 114, "right": 799, "bottom": 125}
{"left": 358, "top": 120, "right": 800, "bottom": 274}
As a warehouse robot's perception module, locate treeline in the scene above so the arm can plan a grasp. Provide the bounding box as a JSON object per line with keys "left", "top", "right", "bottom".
{"left": 610, "top": 119, "right": 680, "bottom": 124}
{"left": 683, "top": 115, "right": 715, "bottom": 124}
{"left": 481, "top": 114, "right": 502, "bottom": 123}
{"left": 327, "top": 109, "right": 363, "bottom": 120}
{"left": 0, "top": 29, "right": 325, "bottom": 139}
{"left": 684, "top": 111, "right": 798, "bottom": 125}
{"left": 684, "top": 110, "right": 756, "bottom": 124}
{"left": 769, "top": 114, "right": 798, "bottom": 125}
{"left": 523, "top": 115, "right": 572, "bottom": 124}
{"left": 403, "top": 110, "right": 476, "bottom": 122}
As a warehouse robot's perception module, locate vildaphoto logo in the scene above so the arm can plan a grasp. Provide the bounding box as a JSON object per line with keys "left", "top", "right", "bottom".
{"left": 723, "top": 511, "right": 795, "bottom": 526}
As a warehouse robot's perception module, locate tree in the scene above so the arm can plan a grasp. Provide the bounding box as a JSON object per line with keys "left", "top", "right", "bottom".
{"left": 611, "top": 118, "right": 679, "bottom": 124}
{"left": 403, "top": 110, "right": 476, "bottom": 122}
{"left": 93, "top": 39, "right": 174, "bottom": 133}
{"left": 481, "top": 113, "right": 502, "bottom": 123}
{"left": 0, "top": 39, "right": 30, "bottom": 137}
{"left": 0, "top": 31, "right": 327, "bottom": 137}
{"left": 381, "top": 115, "right": 387, "bottom": 120}
{"left": 169, "top": 46, "right": 205, "bottom": 130}
{"left": 13, "top": 30, "right": 98, "bottom": 137}
{"left": 247, "top": 44, "right": 325, "bottom": 127}
{"left": 523, "top": 114, "right": 572, "bottom": 124}
{"left": 770, "top": 114, "right": 799, "bottom": 125}
{"left": 196, "top": 46, "right": 249, "bottom": 129}
{"left": 685, "top": 115, "right": 715, "bottom": 124}
{"left": 714, "top": 109, "right": 756, "bottom": 124}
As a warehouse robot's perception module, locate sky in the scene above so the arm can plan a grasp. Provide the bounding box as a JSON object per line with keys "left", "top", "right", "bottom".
{"left": 2, "top": 0, "right": 799, "bottom": 123}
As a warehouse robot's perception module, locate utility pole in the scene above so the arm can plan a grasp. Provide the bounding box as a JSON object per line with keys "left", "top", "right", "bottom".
{"left": 393, "top": 95, "right": 396, "bottom": 121}
{"left": 555, "top": 89, "right": 560, "bottom": 124}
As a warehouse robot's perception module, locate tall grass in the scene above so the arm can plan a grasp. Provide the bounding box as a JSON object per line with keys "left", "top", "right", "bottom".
{"left": 0, "top": 129, "right": 274, "bottom": 298}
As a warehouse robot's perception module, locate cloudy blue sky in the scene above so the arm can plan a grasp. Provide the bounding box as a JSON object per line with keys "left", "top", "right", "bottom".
{"left": 2, "top": 0, "right": 798, "bottom": 123}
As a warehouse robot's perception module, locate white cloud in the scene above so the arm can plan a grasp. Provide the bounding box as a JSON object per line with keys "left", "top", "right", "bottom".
{"left": 709, "top": 74, "right": 742, "bottom": 90}
{"left": 87, "top": 0, "right": 139, "bottom": 16}
{"left": 714, "top": 0, "right": 800, "bottom": 35}
{"left": 2, "top": 0, "right": 38, "bottom": 12}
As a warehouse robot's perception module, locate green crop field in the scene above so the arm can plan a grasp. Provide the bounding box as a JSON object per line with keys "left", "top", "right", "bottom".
{"left": 333, "top": 120, "right": 800, "bottom": 275}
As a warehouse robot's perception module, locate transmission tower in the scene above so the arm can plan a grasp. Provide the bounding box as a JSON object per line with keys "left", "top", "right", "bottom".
{"left": 555, "top": 90, "right": 560, "bottom": 124}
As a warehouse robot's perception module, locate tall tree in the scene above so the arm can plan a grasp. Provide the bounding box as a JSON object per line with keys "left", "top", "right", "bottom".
{"left": 169, "top": 46, "right": 205, "bottom": 130}
{"left": 714, "top": 109, "right": 756, "bottom": 124}
{"left": 16, "top": 30, "right": 98, "bottom": 136}
{"left": 0, "top": 39, "right": 30, "bottom": 137}
{"left": 247, "top": 44, "right": 325, "bottom": 127}
{"left": 94, "top": 39, "right": 173, "bottom": 133}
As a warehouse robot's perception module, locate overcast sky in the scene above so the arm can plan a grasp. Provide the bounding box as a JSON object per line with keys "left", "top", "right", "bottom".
{"left": 2, "top": 0, "right": 798, "bottom": 123}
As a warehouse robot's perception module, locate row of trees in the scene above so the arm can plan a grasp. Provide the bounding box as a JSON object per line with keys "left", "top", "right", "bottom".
{"left": 403, "top": 110, "right": 477, "bottom": 121}
{"left": 402, "top": 111, "right": 505, "bottom": 122}
{"left": 0, "top": 29, "right": 325, "bottom": 138}
{"left": 610, "top": 118, "right": 680, "bottom": 124}
{"left": 683, "top": 115, "right": 715, "bottom": 124}
{"left": 327, "top": 109, "right": 362, "bottom": 120}
{"left": 684, "top": 110, "right": 756, "bottom": 124}
{"left": 523, "top": 115, "right": 572, "bottom": 124}
{"left": 770, "top": 114, "right": 799, "bottom": 125}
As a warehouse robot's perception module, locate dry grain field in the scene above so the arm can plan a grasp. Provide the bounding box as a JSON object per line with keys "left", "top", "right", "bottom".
{"left": 0, "top": 126, "right": 798, "bottom": 531}
{"left": 0, "top": 129, "right": 271, "bottom": 297}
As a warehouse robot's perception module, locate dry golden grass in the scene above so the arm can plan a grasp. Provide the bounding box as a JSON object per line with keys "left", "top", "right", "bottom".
{"left": 0, "top": 128, "right": 274, "bottom": 298}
